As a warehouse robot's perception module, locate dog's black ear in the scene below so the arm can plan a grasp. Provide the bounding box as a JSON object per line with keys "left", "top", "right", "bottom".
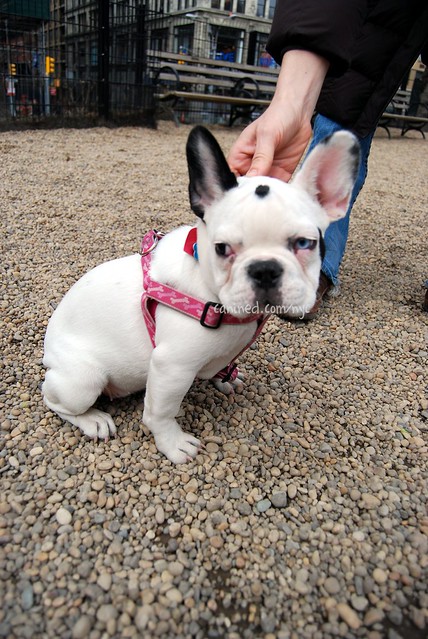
{"left": 186, "top": 126, "right": 238, "bottom": 219}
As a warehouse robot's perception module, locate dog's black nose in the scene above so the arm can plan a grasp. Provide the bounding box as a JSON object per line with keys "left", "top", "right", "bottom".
{"left": 247, "top": 260, "right": 283, "bottom": 289}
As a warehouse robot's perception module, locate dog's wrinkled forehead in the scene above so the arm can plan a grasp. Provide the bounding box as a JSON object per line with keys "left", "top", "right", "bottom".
{"left": 236, "top": 175, "right": 290, "bottom": 197}
{"left": 237, "top": 174, "right": 325, "bottom": 215}
{"left": 230, "top": 175, "right": 308, "bottom": 213}
{"left": 209, "top": 175, "right": 321, "bottom": 247}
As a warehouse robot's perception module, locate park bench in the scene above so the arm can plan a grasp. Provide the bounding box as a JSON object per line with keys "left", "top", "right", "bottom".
{"left": 151, "top": 51, "right": 278, "bottom": 126}
{"left": 377, "top": 89, "right": 428, "bottom": 139}
{"left": 152, "top": 53, "right": 428, "bottom": 139}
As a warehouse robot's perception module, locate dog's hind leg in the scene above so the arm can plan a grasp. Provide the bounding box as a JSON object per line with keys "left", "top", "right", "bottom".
{"left": 42, "top": 367, "right": 116, "bottom": 440}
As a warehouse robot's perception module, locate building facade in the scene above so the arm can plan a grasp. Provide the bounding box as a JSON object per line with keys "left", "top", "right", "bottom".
{"left": 62, "top": 0, "right": 278, "bottom": 78}
{"left": 149, "top": 0, "right": 277, "bottom": 66}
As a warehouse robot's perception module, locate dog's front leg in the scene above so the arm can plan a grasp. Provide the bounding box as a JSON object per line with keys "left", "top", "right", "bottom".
{"left": 143, "top": 345, "right": 201, "bottom": 464}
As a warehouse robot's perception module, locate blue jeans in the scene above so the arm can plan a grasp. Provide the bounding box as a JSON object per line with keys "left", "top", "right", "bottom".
{"left": 306, "top": 114, "right": 375, "bottom": 285}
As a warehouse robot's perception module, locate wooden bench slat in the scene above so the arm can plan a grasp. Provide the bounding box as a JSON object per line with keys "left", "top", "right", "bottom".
{"left": 156, "top": 62, "right": 278, "bottom": 83}
{"left": 379, "top": 112, "right": 428, "bottom": 124}
{"left": 155, "top": 91, "right": 271, "bottom": 107}
{"left": 148, "top": 49, "right": 280, "bottom": 77}
{"left": 156, "top": 76, "right": 275, "bottom": 94}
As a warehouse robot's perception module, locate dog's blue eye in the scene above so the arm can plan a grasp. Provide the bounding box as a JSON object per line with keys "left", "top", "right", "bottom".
{"left": 215, "top": 243, "right": 232, "bottom": 257}
{"left": 293, "top": 238, "right": 317, "bottom": 251}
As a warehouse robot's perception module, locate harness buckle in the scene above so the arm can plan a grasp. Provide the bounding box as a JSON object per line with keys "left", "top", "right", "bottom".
{"left": 140, "top": 229, "right": 165, "bottom": 257}
{"left": 200, "top": 301, "right": 224, "bottom": 329}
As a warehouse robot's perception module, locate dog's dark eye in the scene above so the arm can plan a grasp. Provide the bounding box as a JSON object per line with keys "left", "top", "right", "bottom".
{"left": 215, "top": 243, "right": 232, "bottom": 257}
{"left": 293, "top": 238, "right": 317, "bottom": 251}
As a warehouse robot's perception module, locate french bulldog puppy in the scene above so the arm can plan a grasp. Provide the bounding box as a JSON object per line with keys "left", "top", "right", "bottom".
{"left": 42, "top": 126, "right": 359, "bottom": 463}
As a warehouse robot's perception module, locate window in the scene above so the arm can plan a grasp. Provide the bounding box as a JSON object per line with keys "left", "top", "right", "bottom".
{"left": 90, "top": 41, "right": 97, "bottom": 66}
{"left": 256, "top": 1, "right": 266, "bottom": 18}
{"left": 236, "top": 0, "right": 245, "bottom": 13}
{"left": 151, "top": 28, "right": 168, "bottom": 52}
{"left": 174, "top": 24, "right": 195, "bottom": 56}
{"left": 115, "top": 34, "right": 130, "bottom": 64}
{"left": 211, "top": 0, "right": 221, "bottom": 9}
{"left": 67, "top": 15, "right": 76, "bottom": 36}
{"left": 78, "top": 43, "right": 86, "bottom": 67}
{"left": 116, "top": 1, "right": 134, "bottom": 23}
{"left": 78, "top": 12, "right": 87, "bottom": 29}
{"left": 224, "top": 0, "right": 233, "bottom": 11}
{"left": 214, "top": 26, "right": 244, "bottom": 64}
{"left": 89, "top": 10, "right": 97, "bottom": 29}
{"left": 268, "top": 0, "right": 276, "bottom": 19}
{"left": 247, "top": 31, "right": 268, "bottom": 65}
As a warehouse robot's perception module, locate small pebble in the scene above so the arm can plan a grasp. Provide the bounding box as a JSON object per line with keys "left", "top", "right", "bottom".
{"left": 324, "top": 577, "right": 341, "bottom": 595}
{"left": 361, "top": 494, "right": 381, "bottom": 509}
{"left": 256, "top": 499, "right": 272, "bottom": 513}
{"left": 96, "top": 604, "right": 118, "bottom": 624}
{"left": 364, "top": 608, "right": 385, "bottom": 625}
{"left": 155, "top": 505, "right": 165, "bottom": 524}
{"left": 97, "top": 460, "right": 114, "bottom": 471}
{"left": 97, "top": 573, "right": 112, "bottom": 591}
{"left": 135, "top": 606, "right": 152, "bottom": 631}
{"left": 352, "top": 530, "right": 365, "bottom": 542}
{"left": 287, "top": 484, "right": 297, "bottom": 499}
{"left": 165, "top": 587, "right": 183, "bottom": 604}
{"left": 56, "top": 507, "right": 72, "bottom": 526}
{"left": 72, "top": 616, "right": 93, "bottom": 639}
{"left": 21, "top": 584, "right": 34, "bottom": 611}
{"left": 351, "top": 595, "right": 369, "bottom": 612}
{"left": 337, "top": 602, "right": 362, "bottom": 629}
{"left": 372, "top": 568, "right": 388, "bottom": 584}
{"left": 29, "top": 446, "right": 43, "bottom": 457}
{"left": 271, "top": 492, "right": 287, "bottom": 508}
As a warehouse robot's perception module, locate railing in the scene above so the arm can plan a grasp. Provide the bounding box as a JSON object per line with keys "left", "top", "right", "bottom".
{"left": 0, "top": 1, "right": 159, "bottom": 127}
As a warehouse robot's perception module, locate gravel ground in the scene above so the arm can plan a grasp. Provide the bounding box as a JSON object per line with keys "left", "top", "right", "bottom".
{"left": 1, "top": 122, "right": 427, "bottom": 639}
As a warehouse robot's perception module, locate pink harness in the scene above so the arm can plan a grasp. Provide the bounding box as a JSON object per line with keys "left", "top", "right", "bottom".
{"left": 140, "top": 229, "right": 268, "bottom": 383}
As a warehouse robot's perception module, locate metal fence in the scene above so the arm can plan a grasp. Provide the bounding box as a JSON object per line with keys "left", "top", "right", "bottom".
{"left": 0, "top": 1, "right": 160, "bottom": 128}
{"left": 0, "top": 1, "right": 278, "bottom": 129}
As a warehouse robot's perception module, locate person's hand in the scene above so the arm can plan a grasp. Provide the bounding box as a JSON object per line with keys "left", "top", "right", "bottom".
{"left": 227, "top": 101, "right": 313, "bottom": 182}
{"left": 227, "top": 50, "right": 329, "bottom": 182}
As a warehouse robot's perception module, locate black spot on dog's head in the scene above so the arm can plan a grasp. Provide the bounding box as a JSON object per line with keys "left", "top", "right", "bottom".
{"left": 255, "top": 184, "right": 270, "bottom": 198}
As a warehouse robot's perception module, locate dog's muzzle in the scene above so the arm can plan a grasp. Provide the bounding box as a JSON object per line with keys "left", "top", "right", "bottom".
{"left": 247, "top": 259, "right": 284, "bottom": 290}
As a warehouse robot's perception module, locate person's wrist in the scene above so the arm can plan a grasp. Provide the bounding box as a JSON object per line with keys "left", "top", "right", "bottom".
{"left": 272, "top": 49, "right": 329, "bottom": 117}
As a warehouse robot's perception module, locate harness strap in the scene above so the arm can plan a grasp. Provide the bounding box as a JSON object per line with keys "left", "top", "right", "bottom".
{"left": 140, "top": 229, "right": 267, "bottom": 379}
{"left": 212, "top": 314, "right": 268, "bottom": 383}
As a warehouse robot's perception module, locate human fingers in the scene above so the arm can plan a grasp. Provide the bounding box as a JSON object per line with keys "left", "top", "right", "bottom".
{"left": 227, "top": 124, "right": 257, "bottom": 176}
{"left": 245, "top": 132, "right": 276, "bottom": 178}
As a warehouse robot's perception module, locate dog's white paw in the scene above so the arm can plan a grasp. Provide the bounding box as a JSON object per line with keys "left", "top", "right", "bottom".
{"left": 212, "top": 371, "right": 244, "bottom": 396}
{"left": 155, "top": 429, "right": 201, "bottom": 464}
{"left": 76, "top": 409, "right": 117, "bottom": 441}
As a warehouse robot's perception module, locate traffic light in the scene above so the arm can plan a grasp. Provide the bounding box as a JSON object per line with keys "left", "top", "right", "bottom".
{"left": 45, "top": 56, "right": 55, "bottom": 75}
{"left": 9, "top": 63, "right": 16, "bottom": 75}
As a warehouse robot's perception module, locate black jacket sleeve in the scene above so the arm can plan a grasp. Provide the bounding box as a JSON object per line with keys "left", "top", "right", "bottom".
{"left": 266, "top": 0, "right": 368, "bottom": 76}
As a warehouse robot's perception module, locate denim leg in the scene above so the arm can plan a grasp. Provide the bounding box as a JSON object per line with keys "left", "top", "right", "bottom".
{"left": 305, "top": 114, "right": 375, "bottom": 285}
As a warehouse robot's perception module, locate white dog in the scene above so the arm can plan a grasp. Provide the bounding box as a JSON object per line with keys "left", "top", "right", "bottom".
{"left": 42, "top": 126, "right": 359, "bottom": 463}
